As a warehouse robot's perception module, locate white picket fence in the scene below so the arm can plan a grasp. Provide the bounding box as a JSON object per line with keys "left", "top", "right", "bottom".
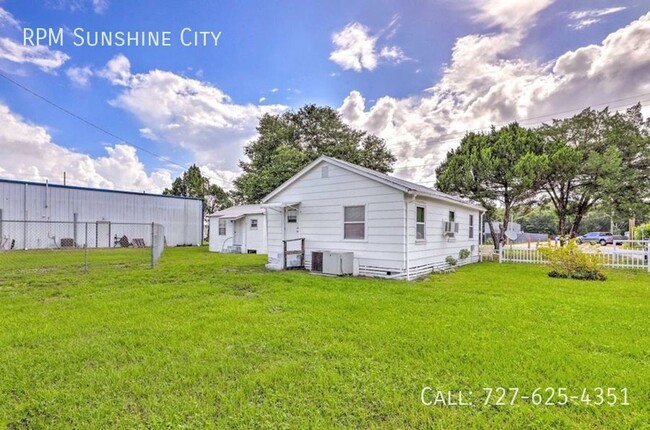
{"left": 499, "top": 240, "right": 650, "bottom": 272}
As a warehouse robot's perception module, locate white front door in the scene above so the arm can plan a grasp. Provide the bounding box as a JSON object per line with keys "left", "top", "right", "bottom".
{"left": 284, "top": 207, "right": 299, "bottom": 241}
{"left": 233, "top": 219, "right": 243, "bottom": 246}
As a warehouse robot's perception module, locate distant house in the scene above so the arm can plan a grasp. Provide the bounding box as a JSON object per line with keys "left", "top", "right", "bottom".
{"left": 208, "top": 205, "right": 267, "bottom": 254}
{"left": 261, "top": 156, "right": 485, "bottom": 280}
{"left": 483, "top": 221, "right": 522, "bottom": 241}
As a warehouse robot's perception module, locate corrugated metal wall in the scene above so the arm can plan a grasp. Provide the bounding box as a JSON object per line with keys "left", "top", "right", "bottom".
{"left": 0, "top": 180, "right": 202, "bottom": 248}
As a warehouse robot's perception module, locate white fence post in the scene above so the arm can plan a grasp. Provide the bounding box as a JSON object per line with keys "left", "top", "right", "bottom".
{"left": 498, "top": 243, "right": 503, "bottom": 263}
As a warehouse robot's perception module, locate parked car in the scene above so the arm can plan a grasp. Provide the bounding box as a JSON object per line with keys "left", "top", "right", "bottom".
{"left": 576, "top": 231, "right": 626, "bottom": 246}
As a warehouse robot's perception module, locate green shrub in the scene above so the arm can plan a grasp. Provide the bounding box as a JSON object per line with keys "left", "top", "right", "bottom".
{"left": 459, "top": 249, "right": 470, "bottom": 260}
{"left": 634, "top": 222, "right": 650, "bottom": 240}
{"left": 445, "top": 256, "right": 457, "bottom": 266}
{"left": 538, "top": 240, "right": 607, "bottom": 281}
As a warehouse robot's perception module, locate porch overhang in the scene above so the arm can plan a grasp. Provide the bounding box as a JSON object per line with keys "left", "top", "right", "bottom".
{"left": 260, "top": 202, "right": 301, "bottom": 211}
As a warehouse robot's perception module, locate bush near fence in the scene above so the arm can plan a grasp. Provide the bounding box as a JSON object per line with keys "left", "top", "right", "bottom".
{"left": 499, "top": 240, "right": 650, "bottom": 271}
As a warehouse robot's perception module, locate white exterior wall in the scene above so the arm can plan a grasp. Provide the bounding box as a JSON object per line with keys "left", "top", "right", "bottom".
{"left": 209, "top": 217, "right": 232, "bottom": 252}
{"left": 264, "top": 160, "right": 482, "bottom": 280}
{"left": 265, "top": 162, "right": 407, "bottom": 273}
{"left": 0, "top": 180, "right": 202, "bottom": 248}
{"left": 209, "top": 214, "right": 267, "bottom": 254}
{"left": 242, "top": 214, "right": 266, "bottom": 254}
{"left": 405, "top": 198, "right": 481, "bottom": 278}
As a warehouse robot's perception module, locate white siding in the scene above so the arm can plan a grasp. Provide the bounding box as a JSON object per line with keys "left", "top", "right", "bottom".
{"left": 264, "top": 159, "right": 483, "bottom": 279}
{"left": 209, "top": 214, "right": 267, "bottom": 254}
{"left": 265, "top": 162, "right": 407, "bottom": 273}
{"left": 209, "top": 217, "right": 232, "bottom": 252}
{"left": 0, "top": 180, "right": 202, "bottom": 248}
{"left": 243, "top": 215, "right": 266, "bottom": 254}
{"left": 405, "top": 198, "right": 481, "bottom": 277}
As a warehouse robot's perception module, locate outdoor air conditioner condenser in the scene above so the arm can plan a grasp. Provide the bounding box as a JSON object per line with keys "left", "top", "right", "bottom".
{"left": 322, "top": 252, "right": 354, "bottom": 275}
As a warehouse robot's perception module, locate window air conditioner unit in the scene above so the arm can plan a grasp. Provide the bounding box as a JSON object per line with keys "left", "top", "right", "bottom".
{"left": 312, "top": 251, "right": 353, "bottom": 275}
{"left": 443, "top": 221, "right": 459, "bottom": 236}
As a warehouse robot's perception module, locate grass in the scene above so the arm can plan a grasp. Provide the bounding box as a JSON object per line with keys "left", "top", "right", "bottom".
{"left": 0, "top": 247, "right": 152, "bottom": 275}
{"left": 0, "top": 247, "right": 649, "bottom": 429}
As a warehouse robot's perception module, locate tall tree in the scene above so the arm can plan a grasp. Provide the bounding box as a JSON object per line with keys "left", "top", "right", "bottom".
{"left": 514, "top": 205, "right": 559, "bottom": 235}
{"left": 436, "top": 123, "right": 548, "bottom": 248}
{"left": 163, "top": 165, "right": 233, "bottom": 214}
{"left": 540, "top": 104, "right": 650, "bottom": 236}
{"left": 232, "top": 104, "right": 396, "bottom": 203}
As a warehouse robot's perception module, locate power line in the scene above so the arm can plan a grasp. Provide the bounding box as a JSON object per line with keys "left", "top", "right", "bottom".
{"left": 2, "top": 70, "right": 648, "bottom": 178}
{"left": 0, "top": 71, "right": 190, "bottom": 171}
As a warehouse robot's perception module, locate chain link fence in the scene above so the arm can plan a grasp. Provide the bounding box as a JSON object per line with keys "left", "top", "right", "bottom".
{"left": 0, "top": 220, "right": 165, "bottom": 275}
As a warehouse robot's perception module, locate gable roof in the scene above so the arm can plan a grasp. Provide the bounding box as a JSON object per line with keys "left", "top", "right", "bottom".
{"left": 207, "top": 204, "right": 265, "bottom": 219}
{"left": 261, "top": 156, "right": 484, "bottom": 211}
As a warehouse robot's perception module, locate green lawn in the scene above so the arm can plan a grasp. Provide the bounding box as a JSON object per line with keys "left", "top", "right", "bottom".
{"left": 0, "top": 247, "right": 649, "bottom": 429}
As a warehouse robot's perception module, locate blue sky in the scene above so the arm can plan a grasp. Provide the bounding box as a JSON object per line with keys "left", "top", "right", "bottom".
{"left": 0, "top": 0, "right": 648, "bottom": 192}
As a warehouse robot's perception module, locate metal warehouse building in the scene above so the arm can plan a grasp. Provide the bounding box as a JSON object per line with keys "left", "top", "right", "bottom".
{"left": 0, "top": 178, "right": 203, "bottom": 249}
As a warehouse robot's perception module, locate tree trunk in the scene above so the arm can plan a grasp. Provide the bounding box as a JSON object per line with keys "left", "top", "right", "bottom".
{"left": 486, "top": 218, "right": 500, "bottom": 251}
{"left": 557, "top": 214, "right": 567, "bottom": 236}
{"left": 569, "top": 213, "right": 584, "bottom": 237}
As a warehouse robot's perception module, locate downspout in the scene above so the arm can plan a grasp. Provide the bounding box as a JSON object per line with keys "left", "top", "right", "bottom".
{"left": 45, "top": 179, "right": 49, "bottom": 214}
{"left": 404, "top": 197, "right": 408, "bottom": 280}
{"left": 200, "top": 199, "right": 204, "bottom": 246}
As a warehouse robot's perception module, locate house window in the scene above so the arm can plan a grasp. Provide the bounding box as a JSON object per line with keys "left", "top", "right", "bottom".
{"left": 287, "top": 209, "right": 297, "bottom": 223}
{"left": 218, "top": 219, "right": 226, "bottom": 235}
{"left": 469, "top": 214, "right": 474, "bottom": 239}
{"left": 344, "top": 205, "right": 365, "bottom": 240}
{"left": 250, "top": 219, "right": 258, "bottom": 230}
{"left": 449, "top": 211, "right": 455, "bottom": 222}
{"left": 416, "top": 206, "right": 425, "bottom": 240}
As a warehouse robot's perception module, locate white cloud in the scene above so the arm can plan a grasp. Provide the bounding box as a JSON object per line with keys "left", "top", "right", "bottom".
{"left": 66, "top": 66, "right": 93, "bottom": 87}
{"left": 97, "top": 53, "right": 131, "bottom": 85}
{"left": 571, "top": 19, "right": 601, "bottom": 30}
{"left": 0, "top": 103, "right": 171, "bottom": 192}
{"left": 470, "top": 0, "right": 555, "bottom": 32}
{"left": 258, "top": 96, "right": 266, "bottom": 103}
{"left": 379, "top": 46, "right": 409, "bottom": 63}
{"left": 48, "top": 0, "right": 109, "bottom": 14}
{"left": 0, "top": 37, "right": 69, "bottom": 72}
{"left": 568, "top": 6, "right": 627, "bottom": 29}
{"left": 270, "top": 87, "right": 279, "bottom": 93}
{"left": 92, "top": 0, "right": 109, "bottom": 14}
{"left": 340, "top": 11, "right": 650, "bottom": 186}
{"left": 97, "top": 55, "right": 286, "bottom": 176}
{"left": 330, "top": 22, "right": 378, "bottom": 72}
{"left": 329, "top": 19, "right": 409, "bottom": 72}
{"left": 569, "top": 7, "right": 627, "bottom": 21}
{"left": 383, "top": 14, "right": 401, "bottom": 40}
{"left": 0, "top": 7, "right": 20, "bottom": 29}
{"left": 199, "top": 165, "right": 239, "bottom": 191}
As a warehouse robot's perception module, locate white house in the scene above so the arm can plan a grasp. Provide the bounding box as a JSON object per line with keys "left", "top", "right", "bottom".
{"left": 261, "top": 156, "right": 485, "bottom": 280}
{"left": 208, "top": 205, "right": 267, "bottom": 254}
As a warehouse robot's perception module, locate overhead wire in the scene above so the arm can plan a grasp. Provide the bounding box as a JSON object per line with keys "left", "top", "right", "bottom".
{"left": 0, "top": 71, "right": 190, "bottom": 171}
